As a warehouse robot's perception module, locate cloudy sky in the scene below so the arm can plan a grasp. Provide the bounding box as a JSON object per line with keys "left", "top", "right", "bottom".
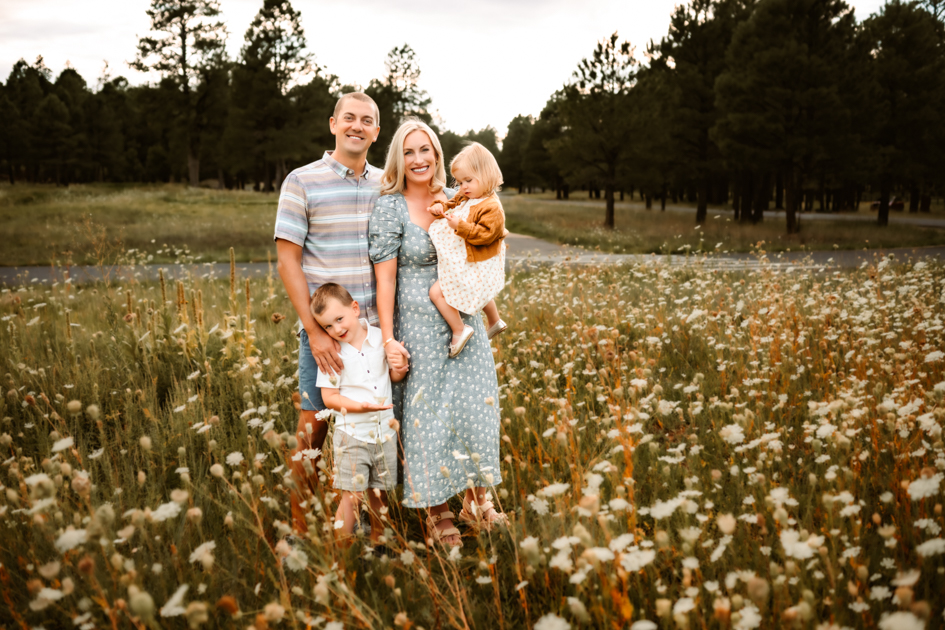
{"left": 0, "top": 0, "right": 885, "bottom": 136}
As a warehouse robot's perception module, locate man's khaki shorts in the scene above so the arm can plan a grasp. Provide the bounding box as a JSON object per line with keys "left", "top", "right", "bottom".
{"left": 332, "top": 430, "right": 397, "bottom": 492}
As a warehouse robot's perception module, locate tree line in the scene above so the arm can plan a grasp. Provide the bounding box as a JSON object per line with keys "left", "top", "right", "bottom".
{"left": 503, "top": 0, "right": 945, "bottom": 230}
{"left": 0, "top": 0, "right": 494, "bottom": 194}
{"left": 1, "top": 0, "right": 943, "bottom": 231}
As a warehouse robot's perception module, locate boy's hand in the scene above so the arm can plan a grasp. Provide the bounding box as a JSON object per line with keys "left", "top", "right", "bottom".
{"left": 446, "top": 214, "right": 461, "bottom": 230}
{"left": 427, "top": 202, "right": 446, "bottom": 218}
{"left": 361, "top": 402, "right": 393, "bottom": 412}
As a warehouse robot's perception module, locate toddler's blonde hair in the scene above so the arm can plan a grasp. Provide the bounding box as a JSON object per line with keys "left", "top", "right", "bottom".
{"left": 450, "top": 142, "right": 503, "bottom": 195}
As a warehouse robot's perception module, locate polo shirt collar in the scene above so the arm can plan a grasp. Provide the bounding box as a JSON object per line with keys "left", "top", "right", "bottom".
{"left": 323, "top": 151, "right": 373, "bottom": 181}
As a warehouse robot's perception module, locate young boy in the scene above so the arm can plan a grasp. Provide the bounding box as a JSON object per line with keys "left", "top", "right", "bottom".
{"left": 310, "top": 283, "right": 407, "bottom": 545}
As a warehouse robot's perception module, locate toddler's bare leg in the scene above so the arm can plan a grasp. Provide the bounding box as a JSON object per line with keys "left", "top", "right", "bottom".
{"left": 483, "top": 300, "right": 500, "bottom": 328}
{"left": 429, "top": 280, "right": 465, "bottom": 339}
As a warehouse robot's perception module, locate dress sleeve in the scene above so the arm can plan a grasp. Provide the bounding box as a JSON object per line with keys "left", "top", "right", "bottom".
{"left": 369, "top": 195, "right": 404, "bottom": 263}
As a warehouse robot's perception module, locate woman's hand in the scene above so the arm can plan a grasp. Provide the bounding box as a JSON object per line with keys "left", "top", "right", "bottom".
{"left": 427, "top": 202, "right": 446, "bottom": 218}
{"left": 385, "top": 339, "right": 410, "bottom": 371}
{"left": 446, "top": 214, "right": 461, "bottom": 230}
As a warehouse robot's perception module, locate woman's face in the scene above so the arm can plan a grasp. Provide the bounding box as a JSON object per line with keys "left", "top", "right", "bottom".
{"left": 402, "top": 130, "right": 437, "bottom": 190}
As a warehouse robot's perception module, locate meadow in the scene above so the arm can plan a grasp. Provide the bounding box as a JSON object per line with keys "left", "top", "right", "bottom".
{"left": 501, "top": 195, "right": 945, "bottom": 256}
{"left": 2, "top": 250, "right": 944, "bottom": 629}
{"left": 2, "top": 184, "right": 944, "bottom": 267}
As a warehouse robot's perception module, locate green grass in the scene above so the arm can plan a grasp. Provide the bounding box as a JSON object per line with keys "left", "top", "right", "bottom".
{"left": 1, "top": 184, "right": 943, "bottom": 267}
{"left": 502, "top": 193, "right": 945, "bottom": 254}
{"left": 0, "top": 183, "right": 278, "bottom": 267}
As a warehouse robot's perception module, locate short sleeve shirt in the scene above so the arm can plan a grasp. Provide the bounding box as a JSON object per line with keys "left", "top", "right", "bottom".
{"left": 315, "top": 320, "right": 395, "bottom": 444}
{"left": 274, "top": 151, "right": 381, "bottom": 325}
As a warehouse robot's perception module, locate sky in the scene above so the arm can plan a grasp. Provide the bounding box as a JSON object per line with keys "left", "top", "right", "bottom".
{"left": 0, "top": 0, "right": 886, "bottom": 136}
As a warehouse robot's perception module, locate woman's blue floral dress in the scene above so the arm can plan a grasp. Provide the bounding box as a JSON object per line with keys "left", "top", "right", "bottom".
{"left": 369, "top": 191, "right": 502, "bottom": 508}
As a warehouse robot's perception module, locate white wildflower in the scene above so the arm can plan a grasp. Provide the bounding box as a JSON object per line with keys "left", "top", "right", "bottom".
{"left": 54, "top": 529, "right": 87, "bottom": 553}
{"left": 534, "top": 613, "right": 570, "bottom": 630}
{"left": 51, "top": 437, "right": 74, "bottom": 453}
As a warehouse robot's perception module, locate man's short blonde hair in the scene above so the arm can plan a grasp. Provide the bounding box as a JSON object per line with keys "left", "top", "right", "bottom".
{"left": 310, "top": 282, "right": 354, "bottom": 317}
{"left": 450, "top": 142, "right": 503, "bottom": 194}
{"left": 379, "top": 118, "right": 447, "bottom": 196}
{"left": 333, "top": 92, "right": 379, "bottom": 124}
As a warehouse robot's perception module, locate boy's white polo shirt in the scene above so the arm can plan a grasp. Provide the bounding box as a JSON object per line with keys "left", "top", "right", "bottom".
{"left": 315, "top": 319, "right": 395, "bottom": 444}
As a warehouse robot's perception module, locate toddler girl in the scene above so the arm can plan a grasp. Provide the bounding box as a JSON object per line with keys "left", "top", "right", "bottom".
{"left": 427, "top": 143, "right": 508, "bottom": 357}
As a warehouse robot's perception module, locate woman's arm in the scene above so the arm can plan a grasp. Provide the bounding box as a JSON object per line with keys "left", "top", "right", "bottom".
{"left": 374, "top": 258, "right": 410, "bottom": 370}
{"left": 320, "top": 388, "right": 392, "bottom": 414}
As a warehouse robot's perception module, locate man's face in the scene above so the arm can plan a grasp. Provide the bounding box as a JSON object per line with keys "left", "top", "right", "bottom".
{"left": 329, "top": 99, "right": 379, "bottom": 157}
{"left": 314, "top": 298, "right": 361, "bottom": 343}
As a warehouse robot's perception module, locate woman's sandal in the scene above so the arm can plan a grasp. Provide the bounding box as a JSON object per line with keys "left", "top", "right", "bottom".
{"left": 459, "top": 495, "right": 509, "bottom": 533}
{"left": 426, "top": 510, "right": 462, "bottom": 546}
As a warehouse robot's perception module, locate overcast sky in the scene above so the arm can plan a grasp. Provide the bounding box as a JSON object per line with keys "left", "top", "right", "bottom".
{"left": 0, "top": 0, "right": 885, "bottom": 136}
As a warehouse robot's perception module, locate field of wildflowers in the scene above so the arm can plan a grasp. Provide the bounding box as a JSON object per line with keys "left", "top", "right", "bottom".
{"left": 2, "top": 253, "right": 944, "bottom": 629}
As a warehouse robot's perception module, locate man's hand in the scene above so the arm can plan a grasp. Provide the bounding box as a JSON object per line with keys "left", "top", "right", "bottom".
{"left": 427, "top": 202, "right": 446, "bottom": 218}
{"left": 385, "top": 339, "right": 410, "bottom": 371}
{"left": 308, "top": 327, "right": 343, "bottom": 374}
{"left": 446, "top": 214, "right": 461, "bottom": 230}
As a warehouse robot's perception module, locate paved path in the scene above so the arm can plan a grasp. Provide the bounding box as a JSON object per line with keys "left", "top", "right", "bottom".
{"left": 2, "top": 234, "right": 944, "bottom": 286}
{"left": 506, "top": 195, "right": 945, "bottom": 229}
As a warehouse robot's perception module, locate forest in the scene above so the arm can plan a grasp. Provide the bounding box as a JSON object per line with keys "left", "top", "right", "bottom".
{"left": 1, "top": 0, "right": 944, "bottom": 232}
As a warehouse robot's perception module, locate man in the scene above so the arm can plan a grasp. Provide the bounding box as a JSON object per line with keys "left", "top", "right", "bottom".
{"left": 274, "top": 92, "right": 382, "bottom": 533}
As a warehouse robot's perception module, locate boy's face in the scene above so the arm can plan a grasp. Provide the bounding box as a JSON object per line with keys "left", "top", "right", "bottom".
{"left": 329, "top": 98, "right": 379, "bottom": 158}
{"left": 314, "top": 298, "right": 361, "bottom": 343}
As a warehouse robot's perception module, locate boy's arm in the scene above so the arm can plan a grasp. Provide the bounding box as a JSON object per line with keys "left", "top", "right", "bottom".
{"left": 320, "top": 388, "right": 392, "bottom": 414}
{"left": 454, "top": 202, "right": 505, "bottom": 246}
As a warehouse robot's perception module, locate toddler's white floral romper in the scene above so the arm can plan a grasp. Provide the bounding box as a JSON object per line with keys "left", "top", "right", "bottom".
{"left": 428, "top": 197, "right": 506, "bottom": 315}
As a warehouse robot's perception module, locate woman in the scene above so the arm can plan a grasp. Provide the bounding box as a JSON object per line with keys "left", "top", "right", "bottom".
{"left": 369, "top": 119, "right": 506, "bottom": 546}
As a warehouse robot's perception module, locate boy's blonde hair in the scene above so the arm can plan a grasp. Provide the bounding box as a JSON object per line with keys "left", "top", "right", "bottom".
{"left": 310, "top": 283, "right": 354, "bottom": 317}
{"left": 380, "top": 118, "right": 447, "bottom": 196}
{"left": 450, "top": 142, "right": 503, "bottom": 194}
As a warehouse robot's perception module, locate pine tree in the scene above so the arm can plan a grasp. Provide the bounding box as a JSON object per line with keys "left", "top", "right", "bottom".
{"left": 500, "top": 115, "right": 533, "bottom": 193}
{"left": 131, "top": 0, "right": 228, "bottom": 186}
{"left": 548, "top": 33, "right": 636, "bottom": 228}
{"left": 714, "top": 0, "right": 857, "bottom": 233}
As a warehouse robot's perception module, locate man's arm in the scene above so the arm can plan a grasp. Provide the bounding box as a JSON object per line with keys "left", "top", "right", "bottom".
{"left": 276, "top": 238, "right": 343, "bottom": 374}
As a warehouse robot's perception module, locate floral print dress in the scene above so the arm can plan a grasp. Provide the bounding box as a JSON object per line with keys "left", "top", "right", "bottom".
{"left": 369, "top": 191, "right": 503, "bottom": 509}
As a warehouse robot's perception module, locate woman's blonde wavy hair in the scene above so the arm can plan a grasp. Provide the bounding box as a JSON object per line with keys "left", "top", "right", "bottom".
{"left": 379, "top": 118, "right": 447, "bottom": 196}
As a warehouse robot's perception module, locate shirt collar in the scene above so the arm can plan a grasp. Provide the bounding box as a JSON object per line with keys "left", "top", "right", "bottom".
{"left": 362, "top": 319, "right": 382, "bottom": 348}
{"left": 323, "top": 151, "right": 373, "bottom": 181}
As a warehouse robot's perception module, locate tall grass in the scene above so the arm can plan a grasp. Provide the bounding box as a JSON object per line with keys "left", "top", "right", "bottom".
{"left": 1, "top": 253, "right": 944, "bottom": 629}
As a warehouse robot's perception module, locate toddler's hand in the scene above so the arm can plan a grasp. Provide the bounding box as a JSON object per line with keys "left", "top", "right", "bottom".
{"left": 427, "top": 202, "right": 445, "bottom": 218}
{"left": 362, "top": 402, "right": 394, "bottom": 412}
{"left": 446, "top": 214, "right": 460, "bottom": 229}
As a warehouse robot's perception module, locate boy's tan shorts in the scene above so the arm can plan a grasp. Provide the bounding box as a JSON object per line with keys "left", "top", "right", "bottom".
{"left": 332, "top": 431, "right": 397, "bottom": 492}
